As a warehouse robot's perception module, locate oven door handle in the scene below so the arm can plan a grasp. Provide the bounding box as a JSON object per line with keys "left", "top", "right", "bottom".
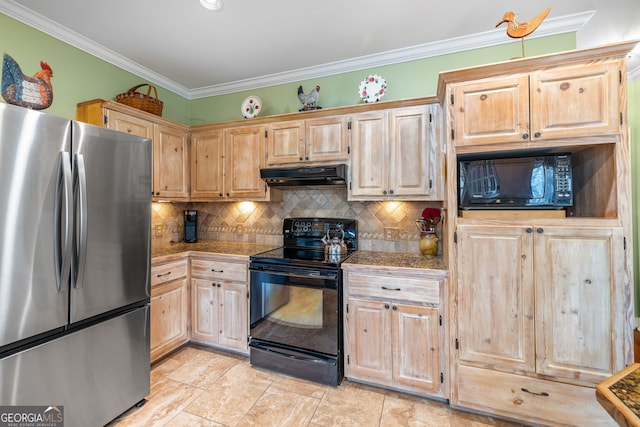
{"left": 250, "top": 268, "right": 337, "bottom": 281}
{"left": 251, "top": 342, "right": 332, "bottom": 364}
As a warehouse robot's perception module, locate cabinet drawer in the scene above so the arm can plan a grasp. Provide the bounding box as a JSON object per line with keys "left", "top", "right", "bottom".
{"left": 151, "top": 259, "right": 188, "bottom": 287}
{"left": 455, "top": 365, "right": 615, "bottom": 426}
{"left": 191, "top": 258, "right": 247, "bottom": 282}
{"left": 346, "top": 273, "right": 439, "bottom": 304}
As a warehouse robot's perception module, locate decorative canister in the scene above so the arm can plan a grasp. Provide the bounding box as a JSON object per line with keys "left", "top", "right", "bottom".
{"left": 419, "top": 231, "right": 438, "bottom": 256}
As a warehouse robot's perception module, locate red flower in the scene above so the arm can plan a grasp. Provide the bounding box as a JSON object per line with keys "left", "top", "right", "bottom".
{"left": 422, "top": 208, "right": 441, "bottom": 220}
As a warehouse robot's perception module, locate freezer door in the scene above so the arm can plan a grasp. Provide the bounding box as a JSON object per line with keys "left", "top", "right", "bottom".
{"left": 0, "top": 103, "right": 71, "bottom": 349}
{"left": 70, "top": 122, "right": 151, "bottom": 323}
{"left": 0, "top": 306, "right": 150, "bottom": 427}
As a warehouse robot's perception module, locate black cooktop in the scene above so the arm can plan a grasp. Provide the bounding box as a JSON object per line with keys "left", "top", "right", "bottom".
{"left": 250, "top": 218, "right": 358, "bottom": 268}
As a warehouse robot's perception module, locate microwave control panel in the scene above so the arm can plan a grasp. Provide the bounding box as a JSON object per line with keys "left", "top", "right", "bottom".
{"left": 554, "top": 155, "right": 573, "bottom": 205}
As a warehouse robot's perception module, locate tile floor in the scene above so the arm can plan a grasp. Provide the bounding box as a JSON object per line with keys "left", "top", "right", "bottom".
{"left": 109, "top": 345, "right": 525, "bottom": 427}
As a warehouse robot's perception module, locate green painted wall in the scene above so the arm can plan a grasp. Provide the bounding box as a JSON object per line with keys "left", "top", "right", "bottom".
{"left": 190, "top": 34, "right": 576, "bottom": 124}
{"left": 0, "top": 13, "right": 190, "bottom": 124}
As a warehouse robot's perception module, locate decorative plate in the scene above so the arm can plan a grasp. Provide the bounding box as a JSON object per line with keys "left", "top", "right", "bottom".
{"left": 241, "top": 95, "right": 262, "bottom": 118}
{"left": 359, "top": 74, "right": 387, "bottom": 103}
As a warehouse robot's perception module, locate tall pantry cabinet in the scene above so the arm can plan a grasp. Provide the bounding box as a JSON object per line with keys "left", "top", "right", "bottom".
{"left": 438, "top": 41, "right": 637, "bottom": 427}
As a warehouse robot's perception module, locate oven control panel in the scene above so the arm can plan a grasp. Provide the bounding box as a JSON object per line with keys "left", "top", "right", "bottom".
{"left": 285, "top": 218, "right": 356, "bottom": 238}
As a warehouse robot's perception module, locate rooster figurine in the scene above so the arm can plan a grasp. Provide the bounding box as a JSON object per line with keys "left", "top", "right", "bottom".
{"left": 2, "top": 53, "right": 53, "bottom": 110}
{"left": 496, "top": 8, "right": 550, "bottom": 57}
{"left": 297, "top": 85, "right": 320, "bottom": 111}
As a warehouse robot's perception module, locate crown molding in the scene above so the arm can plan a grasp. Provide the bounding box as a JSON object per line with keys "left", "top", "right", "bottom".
{"left": 189, "top": 11, "right": 595, "bottom": 98}
{"left": 0, "top": 2, "right": 595, "bottom": 99}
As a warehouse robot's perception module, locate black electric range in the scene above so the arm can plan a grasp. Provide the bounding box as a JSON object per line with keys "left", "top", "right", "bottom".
{"left": 248, "top": 217, "right": 357, "bottom": 386}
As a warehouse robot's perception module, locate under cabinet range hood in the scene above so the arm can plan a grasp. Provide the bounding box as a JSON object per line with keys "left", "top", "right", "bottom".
{"left": 260, "top": 164, "right": 347, "bottom": 187}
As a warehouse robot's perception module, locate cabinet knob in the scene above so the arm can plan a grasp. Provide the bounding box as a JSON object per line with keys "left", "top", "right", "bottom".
{"left": 383, "top": 190, "right": 387, "bottom": 195}
{"left": 522, "top": 133, "right": 529, "bottom": 140}
{"left": 226, "top": 193, "right": 230, "bottom": 197}
{"left": 536, "top": 227, "right": 544, "bottom": 233}
{"left": 534, "top": 132, "right": 541, "bottom": 138}
{"left": 384, "top": 304, "right": 390, "bottom": 309}
{"left": 392, "top": 306, "right": 397, "bottom": 311}
{"left": 305, "top": 156, "right": 309, "bottom": 160}
{"left": 299, "top": 157, "right": 303, "bottom": 161}
{"left": 389, "top": 190, "right": 394, "bottom": 195}
{"left": 526, "top": 227, "right": 533, "bottom": 233}
{"left": 219, "top": 193, "right": 223, "bottom": 197}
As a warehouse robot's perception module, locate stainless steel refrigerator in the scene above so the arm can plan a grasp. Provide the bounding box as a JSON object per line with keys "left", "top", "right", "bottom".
{"left": 0, "top": 102, "right": 152, "bottom": 426}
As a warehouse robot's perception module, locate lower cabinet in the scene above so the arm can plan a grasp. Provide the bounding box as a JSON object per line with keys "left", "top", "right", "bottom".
{"left": 150, "top": 257, "right": 190, "bottom": 363}
{"left": 343, "top": 265, "right": 445, "bottom": 398}
{"left": 190, "top": 255, "right": 249, "bottom": 354}
{"left": 453, "top": 223, "right": 623, "bottom": 426}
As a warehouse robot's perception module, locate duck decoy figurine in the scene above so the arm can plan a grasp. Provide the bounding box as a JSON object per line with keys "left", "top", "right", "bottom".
{"left": 496, "top": 8, "right": 551, "bottom": 57}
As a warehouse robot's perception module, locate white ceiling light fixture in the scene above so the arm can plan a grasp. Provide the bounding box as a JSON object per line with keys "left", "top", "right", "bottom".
{"left": 200, "top": 0, "right": 223, "bottom": 11}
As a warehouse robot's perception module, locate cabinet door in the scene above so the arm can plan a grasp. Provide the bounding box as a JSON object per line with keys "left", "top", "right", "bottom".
{"left": 349, "top": 111, "right": 388, "bottom": 197}
{"left": 153, "top": 124, "right": 189, "bottom": 199}
{"left": 266, "top": 120, "right": 305, "bottom": 166}
{"left": 305, "top": 115, "right": 350, "bottom": 163}
{"left": 389, "top": 106, "right": 430, "bottom": 196}
{"left": 456, "top": 225, "right": 535, "bottom": 373}
{"left": 191, "top": 278, "right": 219, "bottom": 344}
{"left": 530, "top": 62, "right": 621, "bottom": 140}
{"left": 150, "top": 277, "right": 189, "bottom": 362}
{"left": 346, "top": 298, "right": 392, "bottom": 382}
{"left": 452, "top": 75, "right": 530, "bottom": 146}
{"left": 105, "top": 110, "right": 153, "bottom": 139}
{"left": 190, "top": 129, "right": 225, "bottom": 199}
{"left": 225, "top": 125, "right": 266, "bottom": 199}
{"left": 218, "top": 282, "right": 248, "bottom": 351}
{"left": 534, "top": 226, "right": 625, "bottom": 384}
{"left": 392, "top": 303, "right": 440, "bottom": 394}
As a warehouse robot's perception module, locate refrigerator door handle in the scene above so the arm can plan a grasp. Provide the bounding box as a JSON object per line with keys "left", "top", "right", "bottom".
{"left": 54, "top": 151, "right": 72, "bottom": 292}
{"left": 73, "top": 154, "right": 88, "bottom": 289}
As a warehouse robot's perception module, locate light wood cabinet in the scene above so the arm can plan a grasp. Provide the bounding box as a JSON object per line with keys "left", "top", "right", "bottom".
{"left": 153, "top": 124, "right": 189, "bottom": 199}
{"left": 456, "top": 224, "right": 625, "bottom": 383}
{"left": 343, "top": 265, "right": 444, "bottom": 397}
{"left": 451, "top": 62, "right": 621, "bottom": 148}
{"left": 190, "top": 125, "right": 280, "bottom": 201}
{"left": 76, "top": 100, "right": 190, "bottom": 201}
{"left": 266, "top": 115, "right": 349, "bottom": 166}
{"left": 190, "top": 255, "right": 249, "bottom": 353}
{"left": 349, "top": 104, "right": 443, "bottom": 200}
{"left": 439, "top": 42, "right": 636, "bottom": 426}
{"left": 150, "top": 257, "right": 190, "bottom": 362}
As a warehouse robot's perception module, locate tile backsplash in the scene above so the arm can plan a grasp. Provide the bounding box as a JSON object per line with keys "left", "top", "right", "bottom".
{"left": 152, "top": 189, "right": 443, "bottom": 254}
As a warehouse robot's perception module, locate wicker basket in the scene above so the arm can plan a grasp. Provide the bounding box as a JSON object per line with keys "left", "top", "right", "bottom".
{"left": 115, "top": 84, "right": 163, "bottom": 116}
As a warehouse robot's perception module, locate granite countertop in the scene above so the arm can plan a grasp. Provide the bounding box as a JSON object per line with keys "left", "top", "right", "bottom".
{"left": 152, "top": 242, "right": 448, "bottom": 275}
{"left": 152, "top": 241, "right": 278, "bottom": 259}
{"left": 344, "top": 250, "right": 447, "bottom": 273}
{"left": 596, "top": 362, "right": 640, "bottom": 426}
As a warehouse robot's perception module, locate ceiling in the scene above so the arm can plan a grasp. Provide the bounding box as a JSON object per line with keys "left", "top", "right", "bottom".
{"left": 1, "top": 0, "right": 639, "bottom": 99}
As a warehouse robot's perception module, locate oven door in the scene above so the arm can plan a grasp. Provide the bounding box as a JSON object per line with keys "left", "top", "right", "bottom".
{"left": 249, "top": 263, "right": 340, "bottom": 356}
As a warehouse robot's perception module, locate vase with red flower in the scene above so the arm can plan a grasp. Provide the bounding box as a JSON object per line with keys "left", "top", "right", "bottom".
{"left": 416, "top": 208, "right": 441, "bottom": 256}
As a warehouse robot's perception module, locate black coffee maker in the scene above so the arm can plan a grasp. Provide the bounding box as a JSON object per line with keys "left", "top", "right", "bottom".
{"left": 184, "top": 210, "right": 197, "bottom": 243}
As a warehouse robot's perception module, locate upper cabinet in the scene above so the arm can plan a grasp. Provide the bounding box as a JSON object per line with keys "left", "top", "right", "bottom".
{"left": 266, "top": 115, "right": 349, "bottom": 166}
{"left": 153, "top": 124, "right": 189, "bottom": 200}
{"left": 76, "top": 100, "right": 190, "bottom": 201}
{"left": 450, "top": 61, "right": 622, "bottom": 149}
{"left": 349, "top": 104, "right": 443, "bottom": 201}
{"left": 190, "top": 124, "right": 280, "bottom": 201}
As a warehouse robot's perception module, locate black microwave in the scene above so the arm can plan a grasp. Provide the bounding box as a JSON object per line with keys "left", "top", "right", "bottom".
{"left": 458, "top": 154, "right": 573, "bottom": 209}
